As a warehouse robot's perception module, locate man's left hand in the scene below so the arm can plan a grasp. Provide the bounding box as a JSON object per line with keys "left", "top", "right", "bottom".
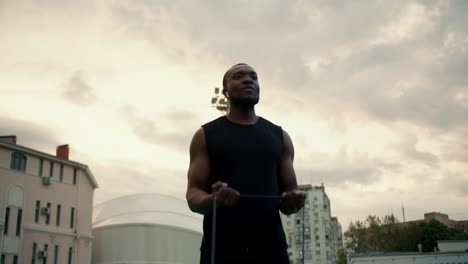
{"left": 280, "top": 190, "right": 306, "bottom": 215}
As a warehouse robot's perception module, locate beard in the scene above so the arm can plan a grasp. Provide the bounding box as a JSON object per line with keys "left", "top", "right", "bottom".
{"left": 229, "top": 95, "right": 259, "bottom": 108}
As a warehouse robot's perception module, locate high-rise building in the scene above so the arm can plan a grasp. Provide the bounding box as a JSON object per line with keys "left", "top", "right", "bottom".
{"left": 0, "top": 135, "right": 98, "bottom": 264}
{"left": 281, "top": 184, "right": 342, "bottom": 264}
{"left": 330, "top": 216, "right": 344, "bottom": 263}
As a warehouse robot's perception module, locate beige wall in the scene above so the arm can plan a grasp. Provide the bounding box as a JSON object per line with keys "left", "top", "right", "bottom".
{"left": 0, "top": 145, "right": 96, "bottom": 263}
{"left": 78, "top": 169, "right": 94, "bottom": 233}
{"left": 92, "top": 224, "right": 202, "bottom": 264}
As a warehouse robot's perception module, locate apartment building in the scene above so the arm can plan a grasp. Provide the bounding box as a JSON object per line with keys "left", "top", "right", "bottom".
{"left": 281, "top": 184, "right": 342, "bottom": 264}
{"left": 0, "top": 135, "right": 98, "bottom": 264}
{"left": 330, "top": 217, "right": 344, "bottom": 263}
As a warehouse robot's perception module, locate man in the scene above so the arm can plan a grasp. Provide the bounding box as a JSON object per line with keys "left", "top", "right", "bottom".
{"left": 187, "top": 63, "right": 305, "bottom": 264}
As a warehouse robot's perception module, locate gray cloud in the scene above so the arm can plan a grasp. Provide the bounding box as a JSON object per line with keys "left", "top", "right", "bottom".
{"left": 440, "top": 127, "right": 468, "bottom": 163}
{"left": 90, "top": 161, "right": 187, "bottom": 204}
{"left": 104, "top": 1, "right": 401, "bottom": 89}
{"left": 298, "top": 166, "right": 381, "bottom": 187}
{"left": 121, "top": 105, "right": 194, "bottom": 152}
{"left": 393, "top": 133, "right": 439, "bottom": 167}
{"left": 440, "top": 173, "right": 468, "bottom": 197}
{"left": 444, "top": 142, "right": 468, "bottom": 163}
{"left": 62, "top": 71, "right": 97, "bottom": 106}
{"left": 0, "top": 115, "right": 61, "bottom": 153}
{"left": 165, "top": 110, "right": 199, "bottom": 123}
{"left": 5, "top": 0, "right": 467, "bottom": 133}
{"left": 296, "top": 149, "right": 401, "bottom": 187}
{"left": 115, "top": 1, "right": 468, "bottom": 136}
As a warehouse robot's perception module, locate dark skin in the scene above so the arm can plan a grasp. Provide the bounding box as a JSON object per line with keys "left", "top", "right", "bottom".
{"left": 186, "top": 64, "right": 305, "bottom": 215}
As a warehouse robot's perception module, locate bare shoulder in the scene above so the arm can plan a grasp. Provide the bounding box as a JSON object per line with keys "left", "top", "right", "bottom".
{"left": 190, "top": 127, "right": 207, "bottom": 158}
{"left": 282, "top": 129, "right": 294, "bottom": 159}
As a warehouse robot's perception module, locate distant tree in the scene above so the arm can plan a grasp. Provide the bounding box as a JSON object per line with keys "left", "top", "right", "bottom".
{"left": 337, "top": 249, "right": 348, "bottom": 264}
{"left": 420, "top": 219, "right": 450, "bottom": 252}
{"left": 343, "top": 214, "right": 468, "bottom": 254}
{"left": 211, "top": 87, "right": 229, "bottom": 114}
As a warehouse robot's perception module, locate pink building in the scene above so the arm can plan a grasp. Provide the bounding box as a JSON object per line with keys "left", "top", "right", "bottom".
{"left": 424, "top": 212, "right": 468, "bottom": 231}
{"left": 0, "top": 135, "right": 98, "bottom": 264}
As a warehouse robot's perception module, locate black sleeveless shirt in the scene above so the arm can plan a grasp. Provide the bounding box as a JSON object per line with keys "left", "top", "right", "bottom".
{"left": 201, "top": 116, "right": 288, "bottom": 258}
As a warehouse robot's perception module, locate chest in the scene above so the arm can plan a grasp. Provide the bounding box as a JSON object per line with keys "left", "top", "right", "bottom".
{"left": 208, "top": 125, "right": 283, "bottom": 163}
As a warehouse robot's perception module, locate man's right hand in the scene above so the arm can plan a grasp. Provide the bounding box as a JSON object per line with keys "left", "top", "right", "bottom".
{"left": 212, "top": 181, "right": 240, "bottom": 207}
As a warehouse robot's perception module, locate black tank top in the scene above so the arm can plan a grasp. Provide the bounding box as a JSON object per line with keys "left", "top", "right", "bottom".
{"left": 201, "top": 116, "right": 288, "bottom": 256}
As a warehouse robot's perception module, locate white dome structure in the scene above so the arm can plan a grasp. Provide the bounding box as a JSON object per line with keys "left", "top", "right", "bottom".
{"left": 91, "top": 193, "right": 203, "bottom": 264}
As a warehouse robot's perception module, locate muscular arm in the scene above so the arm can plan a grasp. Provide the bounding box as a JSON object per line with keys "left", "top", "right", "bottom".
{"left": 278, "top": 130, "right": 304, "bottom": 215}
{"left": 186, "top": 128, "right": 213, "bottom": 215}
{"left": 278, "top": 130, "right": 298, "bottom": 193}
{"left": 186, "top": 128, "right": 240, "bottom": 214}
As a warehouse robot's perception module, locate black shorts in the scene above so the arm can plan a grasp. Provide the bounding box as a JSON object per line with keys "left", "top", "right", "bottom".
{"left": 200, "top": 246, "right": 290, "bottom": 264}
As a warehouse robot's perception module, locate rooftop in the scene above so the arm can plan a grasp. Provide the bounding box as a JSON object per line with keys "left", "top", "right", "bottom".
{"left": 92, "top": 193, "right": 203, "bottom": 233}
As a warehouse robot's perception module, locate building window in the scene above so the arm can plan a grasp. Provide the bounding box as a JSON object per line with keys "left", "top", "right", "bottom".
{"left": 56, "top": 205, "right": 61, "bottom": 226}
{"left": 59, "top": 165, "right": 64, "bottom": 182}
{"left": 13, "top": 256, "right": 18, "bottom": 264}
{"left": 53, "top": 245, "right": 59, "bottom": 264}
{"left": 32, "top": 243, "right": 37, "bottom": 264}
{"left": 16, "top": 209, "right": 23, "bottom": 236}
{"left": 35, "top": 201, "right": 40, "bottom": 223}
{"left": 46, "top": 203, "right": 51, "bottom": 225}
{"left": 10, "top": 152, "right": 27, "bottom": 171}
{"left": 73, "top": 168, "right": 77, "bottom": 185}
{"left": 68, "top": 247, "right": 73, "bottom": 264}
{"left": 3, "top": 207, "right": 10, "bottom": 235}
{"left": 49, "top": 161, "right": 54, "bottom": 177}
{"left": 70, "top": 207, "right": 75, "bottom": 228}
{"left": 43, "top": 244, "right": 48, "bottom": 264}
{"left": 0, "top": 254, "right": 4, "bottom": 264}
{"left": 39, "top": 159, "right": 44, "bottom": 177}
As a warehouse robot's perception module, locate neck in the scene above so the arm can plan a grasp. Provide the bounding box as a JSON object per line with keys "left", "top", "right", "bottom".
{"left": 226, "top": 104, "right": 257, "bottom": 125}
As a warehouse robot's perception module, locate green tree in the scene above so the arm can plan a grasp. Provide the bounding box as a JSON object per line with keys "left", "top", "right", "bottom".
{"left": 336, "top": 249, "right": 348, "bottom": 264}
{"left": 420, "top": 220, "right": 449, "bottom": 252}
{"left": 344, "top": 214, "right": 468, "bottom": 254}
{"left": 337, "top": 249, "right": 348, "bottom": 264}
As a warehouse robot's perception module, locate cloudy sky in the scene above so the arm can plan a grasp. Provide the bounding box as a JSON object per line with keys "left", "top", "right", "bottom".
{"left": 1, "top": 0, "right": 467, "bottom": 229}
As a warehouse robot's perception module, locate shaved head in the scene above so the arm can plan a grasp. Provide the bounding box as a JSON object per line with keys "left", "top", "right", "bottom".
{"left": 222, "top": 63, "right": 251, "bottom": 90}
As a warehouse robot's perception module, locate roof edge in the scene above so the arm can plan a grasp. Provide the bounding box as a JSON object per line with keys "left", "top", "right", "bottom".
{"left": 92, "top": 222, "right": 202, "bottom": 235}
{"left": 0, "top": 140, "right": 99, "bottom": 188}
{"left": 93, "top": 192, "right": 186, "bottom": 208}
